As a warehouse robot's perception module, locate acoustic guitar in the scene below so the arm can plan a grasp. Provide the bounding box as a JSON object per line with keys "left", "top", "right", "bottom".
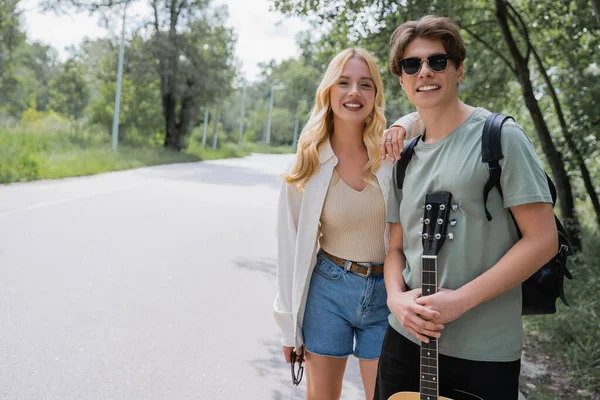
{"left": 389, "top": 192, "right": 482, "bottom": 400}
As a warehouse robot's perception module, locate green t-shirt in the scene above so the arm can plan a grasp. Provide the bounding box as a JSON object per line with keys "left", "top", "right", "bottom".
{"left": 386, "top": 107, "right": 552, "bottom": 362}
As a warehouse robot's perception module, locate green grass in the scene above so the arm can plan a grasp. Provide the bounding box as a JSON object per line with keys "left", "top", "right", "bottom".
{"left": 0, "top": 127, "right": 295, "bottom": 184}
{"left": 187, "top": 141, "right": 251, "bottom": 160}
{"left": 241, "top": 142, "right": 296, "bottom": 154}
{"left": 35, "top": 146, "right": 202, "bottom": 180}
{"left": 186, "top": 140, "right": 295, "bottom": 158}
{"left": 523, "top": 385, "right": 562, "bottom": 400}
{"left": 0, "top": 129, "right": 283, "bottom": 183}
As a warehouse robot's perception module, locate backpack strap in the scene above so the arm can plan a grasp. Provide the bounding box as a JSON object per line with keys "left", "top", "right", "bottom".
{"left": 547, "top": 173, "right": 558, "bottom": 207}
{"left": 395, "top": 136, "right": 421, "bottom": 189}
{"left": 482, "top": 113, "right": 558, "bottom": 217}
{"left": 482, "top": 113, "right": 514, "bottom": 221}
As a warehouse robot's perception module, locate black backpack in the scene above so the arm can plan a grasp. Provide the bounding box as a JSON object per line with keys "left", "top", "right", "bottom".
{"left": 395, "top": 112, "right": 573, "bottom": 315}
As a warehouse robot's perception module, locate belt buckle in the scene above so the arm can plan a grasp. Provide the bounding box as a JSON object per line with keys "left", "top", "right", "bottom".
{"left": 356, "top": 262, "right": 373, "bottom": 278}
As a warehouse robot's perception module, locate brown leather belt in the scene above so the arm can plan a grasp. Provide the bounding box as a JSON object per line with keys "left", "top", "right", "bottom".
{"left": 321, "top": 250, "right": 384, "bottom": 278}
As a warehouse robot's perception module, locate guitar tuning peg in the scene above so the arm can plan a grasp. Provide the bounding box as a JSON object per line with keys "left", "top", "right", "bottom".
{"left": 420, "top": 218, "right": 423, "bottom": 223}
{"left": 450, "top": 219, "right": 457, "bottom": 226}
{"left": 451, "top": 204, "right": 459, "bottom": 212}
{"left": 447, "top": 233, "right": 454, "bottom": 240}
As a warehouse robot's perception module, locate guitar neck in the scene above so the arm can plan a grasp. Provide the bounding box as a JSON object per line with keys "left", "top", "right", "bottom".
{"left": 421, "top": 255, "right": 439, "bottom": 400}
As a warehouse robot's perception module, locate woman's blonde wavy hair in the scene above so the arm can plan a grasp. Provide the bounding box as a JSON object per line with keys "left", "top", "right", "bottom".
{"left": 284, "top": 48, "right": 386, "bottom": 190}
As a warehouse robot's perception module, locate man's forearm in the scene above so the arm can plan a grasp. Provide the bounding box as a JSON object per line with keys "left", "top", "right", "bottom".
{"left": 391, "top": 112, "right": 424, "bottom": 139}
{"left": 457, "top": 234, "right": 556, "bottom": 311}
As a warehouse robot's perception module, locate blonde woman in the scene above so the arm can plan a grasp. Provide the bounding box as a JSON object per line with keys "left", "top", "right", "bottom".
{"left": 274, "top": 48, "right": 420, "bottom": 400}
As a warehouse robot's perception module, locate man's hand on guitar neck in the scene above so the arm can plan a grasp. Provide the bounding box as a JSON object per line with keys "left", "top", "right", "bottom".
{"left": 387, "top": 288, "right": 445, "bottom": 343}
{"left": 415, "top": 288, "right": 472, "bottom": 325}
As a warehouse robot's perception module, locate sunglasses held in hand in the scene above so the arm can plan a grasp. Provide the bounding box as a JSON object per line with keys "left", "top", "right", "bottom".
{"left": 291, "top": 349, "right": 304, "bottom": 386}
{"left": 399, "top": 53, "right": 452, "bottom": 75}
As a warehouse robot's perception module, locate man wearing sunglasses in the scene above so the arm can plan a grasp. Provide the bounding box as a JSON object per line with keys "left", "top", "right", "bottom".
{"left": 374, "top": 15, "right": 557, "bottom": 400}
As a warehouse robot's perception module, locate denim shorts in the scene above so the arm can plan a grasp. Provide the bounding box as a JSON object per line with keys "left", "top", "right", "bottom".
{"left": 302, "top": 251, "right": 390, "bottom": 360}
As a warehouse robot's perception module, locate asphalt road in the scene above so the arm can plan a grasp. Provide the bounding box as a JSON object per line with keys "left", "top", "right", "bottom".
{"left": 0, "top": 154, "right": 366, "bottom": 400}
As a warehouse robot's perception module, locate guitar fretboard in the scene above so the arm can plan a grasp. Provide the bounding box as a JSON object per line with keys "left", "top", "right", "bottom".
{"left": 420, "top": 255, "right": 439, "bottom": 400}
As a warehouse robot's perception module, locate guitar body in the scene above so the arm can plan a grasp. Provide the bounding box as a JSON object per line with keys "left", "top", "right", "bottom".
{"left": 388, "top": 392, "right": 453, "bottom": 400}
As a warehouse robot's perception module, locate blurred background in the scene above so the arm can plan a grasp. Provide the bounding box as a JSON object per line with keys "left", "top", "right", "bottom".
{"left": 0, "top": 0, "right": 599, "bottom": 399}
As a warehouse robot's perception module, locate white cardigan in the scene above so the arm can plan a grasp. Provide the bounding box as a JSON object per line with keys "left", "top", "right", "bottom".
{"left": 273, "top": 113, "right": 422, "bottom": 348}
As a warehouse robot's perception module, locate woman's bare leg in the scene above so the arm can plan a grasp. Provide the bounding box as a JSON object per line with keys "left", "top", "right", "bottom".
{"left": 359, "top": 358, "right": 379, "bottom": 400}
{"left": 305, "top": 351, "right": 348, "bottom": 400}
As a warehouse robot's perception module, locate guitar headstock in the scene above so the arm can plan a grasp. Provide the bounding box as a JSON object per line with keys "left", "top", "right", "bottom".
{"left": 422, "top": 191, "right": 454, "bottom": 256}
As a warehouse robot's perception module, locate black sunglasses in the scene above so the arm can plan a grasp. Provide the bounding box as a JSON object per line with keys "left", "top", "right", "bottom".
{"left": 291, "top": 350, "right": 305, "bottom": 386}
{"left": 399, "top": 53, "right": 452, "bottom": 75}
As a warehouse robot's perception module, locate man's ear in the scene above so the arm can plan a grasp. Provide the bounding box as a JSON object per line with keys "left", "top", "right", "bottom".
{"left": 456, "top": 63, "right": 465, "bottom": 84}
{"left": 399, "top": 76, "right": 405, "bottom": 90}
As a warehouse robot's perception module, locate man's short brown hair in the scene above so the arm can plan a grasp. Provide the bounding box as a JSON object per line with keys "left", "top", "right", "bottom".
{"left": 389, "top": 15, "right": 467, "bottom": 77}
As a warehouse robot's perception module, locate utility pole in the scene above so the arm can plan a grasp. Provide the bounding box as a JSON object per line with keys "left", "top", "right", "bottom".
{"left": 202, "top": 104, "right": 209, "bottom": 148}
{"left": 264, "top": 84, "right": 285, "bottom": 145}
{"left": 238, "top": 83, "right": 247, "bottom": 148}
{"left": 293, "top": 119, "right": 300, "bottom": 148}
{"left": 111, "top": 0, "right": 131, "bottom": 152}
{"left": 212, "top": 96, "right": 221, "bottom": 150}
{"left": 293, "top": 100, "right": 305, "bottom": 148}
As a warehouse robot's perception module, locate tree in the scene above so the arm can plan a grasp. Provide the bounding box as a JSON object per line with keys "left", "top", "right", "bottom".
{"left": 492, "top": 0, "right": 582, "bottom": 247}
{"left": 261, "top": 58, "right": 320, "bottom": 118}
{"left": 148, "top": 1, "right": 237, "bottom": 150}
{"left": 593, "top": 0, "right": 600, "bottom": 27}
{"left": 252, "top": 58, "right": 320, "bottom": 145}
{"left": 0, "top": 0, "right": 23, "bottom": 80}
{"left": 42, "top": 0, "right": 237, "bottom": 151}
{"left": 517, "top": 0, "right": 600, "bottom": 227}
{"left": 79, "top": 37, "right": 164, "bottom": 143}
{"left": 49, "top": 58, "right": 90, "bottom": 127}
{"left": 18, "top": 42, "right": 61, "bottom": 111}
{"left": 0, "top": 0, "right": 27, "bottom": 117}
